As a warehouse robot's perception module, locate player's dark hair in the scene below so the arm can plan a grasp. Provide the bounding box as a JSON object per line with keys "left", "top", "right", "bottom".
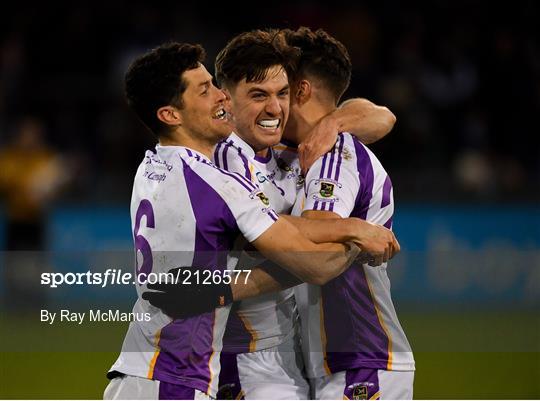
{"left": 124, "top": 42, "right": 205, "bottom": 137}
{"left": 215, "top": 29, "right": 300, "bottom": 88}
{"left": 282, "top": 27, "right": 352, "bottom": 103}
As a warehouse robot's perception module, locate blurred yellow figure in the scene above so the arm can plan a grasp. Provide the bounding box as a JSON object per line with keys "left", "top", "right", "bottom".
{"left": 0, "top": 117, "right": 66, "bottom": 250}
{"left": 0, "top": 118, "right": 64, "bottom": 225}
{"left": 0, "top": 117, "right": 67, "bottom": 311}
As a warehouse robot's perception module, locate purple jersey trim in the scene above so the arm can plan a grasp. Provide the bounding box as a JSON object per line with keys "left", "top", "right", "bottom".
{"left": 214, "top": 142, "right": 224, "bottom": 167}
{"left": 253, "top": 148, "right": 273, "bottom": 164}
{"left": 159, "top": 382, "right": 196, "bottom": 400}
{"left": 351, "top": 139, "right": 375, "bottom": 220}
{"left": 153, "top": 160, "right": 242, "bottom": 390}
{"left": 222, "top": 141, "right": 233, "bottom": 171}
{"left": 381, "top": 175, "right": 392, "bottom": 208}
{"left": 321, "top": 137, "right": 392, "bottom": 373}
{"left": 333, "top": 134, "right": 345, "bottom": 182}
{"left": 236, "top": 147, "right": 252, "bottom": 181}
{"left": 269, "top": 210, "right": 279, "bottom": 221}
{"left": 221, "top": 312, "right": 253, "bottom": 354}
{"left": 344, "top": 367, "right": 380, "bottom": 400}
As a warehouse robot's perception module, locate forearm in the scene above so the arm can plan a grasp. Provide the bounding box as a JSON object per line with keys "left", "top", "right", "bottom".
{"left": 336, "top": 98, "right": 396, "bottom": 144}
{"left": 280, "top": 214, "right": 354, "bottom": 244}
{"left": 252, "top": 218, "right": 360, "bottom": 285}
{"left": 260, "top": 240, "right": 359, "bottom": 285}
{"left": 230, "top": 264, "right": 301, "bottom": 301}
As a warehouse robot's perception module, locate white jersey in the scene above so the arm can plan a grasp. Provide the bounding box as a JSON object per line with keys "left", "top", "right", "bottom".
{"left": 213, "top": 134, "right": 302, "bottom": 352}
{"left": 293, "top": 133, "right": 415, "bottom": 378}
{"left": 108, "top": 145, "right": 278, "bottom": 397}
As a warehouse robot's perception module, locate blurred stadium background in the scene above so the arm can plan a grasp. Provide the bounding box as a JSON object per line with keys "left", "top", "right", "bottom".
{"left": 0, "top": 1, "right": 538, "bottom": 399}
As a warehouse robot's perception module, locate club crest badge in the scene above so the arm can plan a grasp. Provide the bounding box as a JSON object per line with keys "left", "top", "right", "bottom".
{"left": 319, "top": 182, "right": 335, "bottom": 198}
{"left": 256, "top": 192, "right": 270, "bottom": 206}
{"left": 217, "top": 383, "right": 240, "bottom": 400}
{"left": 352, "top": 384, "right": 368, "bottom": 400}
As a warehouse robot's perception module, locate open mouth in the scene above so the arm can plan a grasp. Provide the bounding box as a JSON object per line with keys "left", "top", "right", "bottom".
{"left": 213, "top": 108, "right": 227, "bottom": 120}
{"left": 257, "top": 119, "right": 281, "bottom": 130}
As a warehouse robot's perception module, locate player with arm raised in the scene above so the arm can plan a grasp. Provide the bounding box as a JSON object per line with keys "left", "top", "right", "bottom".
{"left": 210, "top": 29, "right": 399, "bottom": 400}
{"left": 284, "top": 27, "right": 415, "bottom": 400}
{"left": 142, "top": 29, "right": 400, "bottom": 400}
{"left": 104, "top": 42, "right": 360, "bottom": 400}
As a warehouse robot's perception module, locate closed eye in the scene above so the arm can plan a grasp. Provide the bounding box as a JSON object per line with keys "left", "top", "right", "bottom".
{"left": 200, "top": 82, "right": 211, "bottom": 96}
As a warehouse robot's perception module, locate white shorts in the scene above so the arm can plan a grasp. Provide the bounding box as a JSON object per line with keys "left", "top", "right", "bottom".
{"left": 104, "top": 375, "right": 212, "bottom": 400}
{"left": 219, "top": 335, "right": 310, "bottom": 399}
{"left": 310, "top": 369, "right": 414, "bottom": 400}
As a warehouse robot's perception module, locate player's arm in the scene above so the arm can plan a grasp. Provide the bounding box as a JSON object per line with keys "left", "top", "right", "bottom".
{"left": 336, "top": 98, "right": 396, "bottom": 144}
{"left": 299, "top": 133, "right": 399, "bottom": 264}
{"left": 143, "top": 261, "right": 302, "bottom": 318}
{"left": 300, "top": 210, "right": 398, "bottom": 267}
{"left": 280, "top": 214, "right": 398, "bottom": 261}
{"left": 250, "top": 217, "right": 359, "bottom": 286}
{"left": 230, "top": 261, "right": 301, "bottom": 302}
{"left": 298, "top": 98, "right": 396, "bottom": 172}
{"left": 142, "top": 221, "right": 359, "bottom": 318}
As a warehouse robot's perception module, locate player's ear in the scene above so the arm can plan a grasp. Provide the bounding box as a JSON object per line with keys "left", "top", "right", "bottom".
{"left": 221, "top": 87, "right": 231, "bottom": 102}
{"left": 157, "top": 105, "right": 182, "bottom": 127}
{"left": 295, "top": 80, "right": 311, "bottom": 105}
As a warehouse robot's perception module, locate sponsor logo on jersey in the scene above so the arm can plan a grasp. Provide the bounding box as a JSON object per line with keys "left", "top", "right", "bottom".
{"left": 145, "top": 154, "right": 173, "bottom": 171}
{"left": 143, "top": 170, "right": 167, "bottom": 183}
{"left": 256, "top": 171, "right": 268, "bottom": 183}
{"left": 256, "top": 170, "right": 278, "bottom": 184}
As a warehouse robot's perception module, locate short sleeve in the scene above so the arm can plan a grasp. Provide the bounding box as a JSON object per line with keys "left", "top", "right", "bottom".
{"left": 212, "top": 168, "right": 279, "bottom": 242}
{"left": 302, "top": 133, "right": 360, "bottom": 218}
{"left": 213, "top": 140, "right": 253, "bottom": 181}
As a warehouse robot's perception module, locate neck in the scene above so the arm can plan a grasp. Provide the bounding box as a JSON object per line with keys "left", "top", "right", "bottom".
{"left": 159, "top": 130, "right": 216, "bottom": 159}
{"left": 285, "top": 101, "right": 336, "bottom": 145}
{"left": 234, "top": 130, "right": 269, "bottom": 158}
{"left": 255, "top": 148, "right": 269, "bottom": 159}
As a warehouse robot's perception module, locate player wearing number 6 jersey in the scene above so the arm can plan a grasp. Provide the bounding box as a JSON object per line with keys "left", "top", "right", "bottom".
{"left": 104, "top": 42, "right": 360, "bottom": 400}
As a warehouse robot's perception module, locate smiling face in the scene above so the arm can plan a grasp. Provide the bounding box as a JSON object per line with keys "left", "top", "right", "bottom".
{"left": 226, "top": 65, "right": 290, "bottom": 152}
{"left": 179, "top": 64, "right": 233, "bottom": 144}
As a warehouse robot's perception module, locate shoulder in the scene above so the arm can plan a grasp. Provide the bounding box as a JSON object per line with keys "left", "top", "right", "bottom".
{"left": 214, "top": 138, "right": 254, "bottom": 179}
{"left": 182, "top": 152, "right": 260, "bottom": 203}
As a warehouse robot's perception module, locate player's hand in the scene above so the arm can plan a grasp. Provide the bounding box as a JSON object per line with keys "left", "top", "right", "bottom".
{"left": 298, "top": 114, "right": 339, "bottom": 173}
{"left": 348, "top": 218, "right": 400, "bottom": 266}
{"left": 141, "top": 266, "right": 233, "bottom": 319}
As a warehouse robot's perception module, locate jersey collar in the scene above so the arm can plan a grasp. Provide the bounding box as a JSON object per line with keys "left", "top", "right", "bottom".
{"left": 227, "top": 132, "right": 256, "bottom": 159}
{"left": 156, "top": 144, "right": 212, "bottom": 163}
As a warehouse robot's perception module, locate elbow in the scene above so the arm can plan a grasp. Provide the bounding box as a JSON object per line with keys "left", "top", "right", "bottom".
{"left": 356, "top": 107, "right": 397, "bottom": 145}
{"left": 384, "top": 108, "right": 397, "bottom": 132}
{"left": 373, "top": 107, "right": 396, "bottom": 141}
{"left": 305, "top": 271, "right": 334, "bottom": 286}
